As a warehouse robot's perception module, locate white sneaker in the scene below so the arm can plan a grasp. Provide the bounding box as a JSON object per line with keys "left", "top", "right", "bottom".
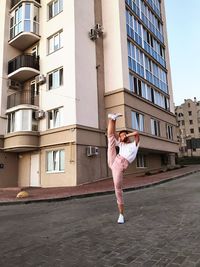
{"left": 108, "top": 113, "right": 123, "bottom": 121}
{"left": 117, "top": 214, "right": 125, "bottom": 224}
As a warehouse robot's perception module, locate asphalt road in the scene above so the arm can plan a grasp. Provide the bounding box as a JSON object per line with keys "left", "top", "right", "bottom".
{"left": 1, "top": 172, "right": 200, "bottom": 267}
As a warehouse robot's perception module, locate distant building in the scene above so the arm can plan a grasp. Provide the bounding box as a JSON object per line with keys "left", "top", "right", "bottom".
{"left": 0, "top": 0, "right": 178, "bottom": 188}
{"left": 175, "top": 98, "right": 200, "bottom": 157}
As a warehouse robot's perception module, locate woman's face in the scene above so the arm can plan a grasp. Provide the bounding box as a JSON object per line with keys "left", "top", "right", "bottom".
{"left": 119, "top": 132, "right": 128, "bottom": 143}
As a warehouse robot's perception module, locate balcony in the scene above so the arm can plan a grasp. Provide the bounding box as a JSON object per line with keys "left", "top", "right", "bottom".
{"left": 0, "top": 136, "right": 3, "bottom": 149}
{"left": 4, "top": 132, "right": 39, "bottom": 152}
{"left": 8, "top": 54, "right": 40, "bottom": 82}
{"left": 9, "top": 29, "right": 40, "bottom": 51}
{"left": 7, "top": 90, "right": 39, "bottom": 109}
{"left": 9, "top": 1, "right": 40, "bottom": 50}
{"left": 4, "top": 107, "right": 39, "bottom": 152}
{"left": 11, "top": 0, "right": 40, "bottom": 9}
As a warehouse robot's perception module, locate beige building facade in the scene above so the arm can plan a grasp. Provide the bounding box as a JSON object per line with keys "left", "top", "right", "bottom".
{"left": 175, "top": 98, "right": 200, "bottom": 157}
{"left": 0, "top": 0, "right": 178, "bottom": 188}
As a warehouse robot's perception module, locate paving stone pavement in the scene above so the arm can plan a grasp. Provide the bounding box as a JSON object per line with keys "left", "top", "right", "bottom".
{"left": 1, "top": 172, "right": 200, "bottom": 267}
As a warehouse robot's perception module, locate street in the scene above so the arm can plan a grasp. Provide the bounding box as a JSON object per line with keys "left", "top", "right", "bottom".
{"left": 1, "top": 172, "right": 200, "bottom": 267}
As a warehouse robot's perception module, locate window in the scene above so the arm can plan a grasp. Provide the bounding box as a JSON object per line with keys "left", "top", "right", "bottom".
{"left": 126, "top": 11, "right": 142, "bottom": 46}
{"left": 30, "top": 81, "right": 39, "bottom": 97}
{"left": 145, "top": 55, "right": 168, "bottom": 93}
{"left": 188, "top": 111, "right": 192, "bottom": 116}
{"left": 48, "top": 67, "right": 63, "bottom": 89}
{"left": 136, "top": 154, "right": 147, "bottom": 168}
{"left": 140, "top": 1, "right": 164, "bottom": 43}
{"left": 190, "top": 129, "right": 194, "bottom": 134}
{"left": 151, "top": 118, "right": 160, "bottom": 136}
{"left": 188, "top": 103, "right": 190, "bottom": 108}
{"left": 132, "top": 111, "right": 144, "bottom": 131}
{"left": 7, "top": 110, "right": 37, "bottom": 133}
{"left": 127, "top": 41, "right": 144, "bottom": 77}
{"left": 189, "top": 120, "right": 193, "bottom": 125}
{"left": 10, "top": 3, "right": 39, "bottom": 39}
{"left": 7, "top": 112, "right": 15, "bottom": 133}
{"left": 199, "top": 127, "right": 200, "bottom": 133}
{"left": 182, "top": 120, "right": 185, "bottom": 126}
{"left": 166, "top": 124, "right": 173, "bottom": 140}
{"left": 46, "top": 150, "right": 65, "bottom": 172}
{"left": 48, "top": 0, "right": 63, "bottom": 19}
{"left": 48, "top": 31, "right": 63, "bottom": 54}
{"left": 47, "top": 107, "right": 64, "bottom": 129}
{"left": 154, "top": 90, "right": 165, "bottom": 108}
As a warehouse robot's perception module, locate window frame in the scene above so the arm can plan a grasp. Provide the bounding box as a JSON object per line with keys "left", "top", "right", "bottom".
{"left": 151, "top": 118, "right": 160, "bottom": 136}
{"left": 48, "top": 0, "right": 63, "bottom": 20}
{"left": 47, "top": 106, "right": 64, "bottom": 129}
{"left": 136, "top": 154, "right": 147, "bottom": 168}
{"left": 48, "top": 30, "right": 63, "bottom": 54}
{"left": 132, "top": 111, "right": 144, "bottom": 132}
{"left": 166, "top": 124, "right": 173, "bottom": 140}
{"left": 46, "top": 149, "right": 65, "bottom": 173}
{"left": 48, "top": 67, "right": 63, "bottom": 90}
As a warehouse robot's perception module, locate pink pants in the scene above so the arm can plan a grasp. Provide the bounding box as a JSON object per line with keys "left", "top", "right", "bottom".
{"left": 107, "top": 135, "right": 129, "bottom": 205}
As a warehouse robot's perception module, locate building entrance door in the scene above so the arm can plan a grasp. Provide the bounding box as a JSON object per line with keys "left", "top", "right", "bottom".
{"left": 30, "top": 154, "right": 40, "bottom": 187}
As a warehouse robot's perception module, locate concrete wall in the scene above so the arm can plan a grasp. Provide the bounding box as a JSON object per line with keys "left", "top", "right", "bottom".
{"left": 125, "top": 153, "right": 162, "bottom": 176}
{"left": 0, "top": 151, "right": 18, "bottom": 187}
{"left": 102, "top": 0, "right": 129, "bottom": 92}
{"left": 40, "top": 144, "right": 76, "bottom": 187}
{"left": 76, "top": 126, "right": 108, "bottom": 184}
{"left": 75, "top": 0, "right": 99, "bottom": 128}
{"left": 18, "top": 153, "right": 31, "bottom": 187}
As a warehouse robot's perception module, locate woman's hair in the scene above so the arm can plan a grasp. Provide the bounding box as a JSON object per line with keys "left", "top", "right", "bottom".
{"left": 118, "top": 130, "right": 129, "bottom": 136}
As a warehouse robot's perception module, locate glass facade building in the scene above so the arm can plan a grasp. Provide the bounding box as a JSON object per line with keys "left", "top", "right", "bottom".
{"left": 125, "top": 0, "right": 169, "bottom": 110}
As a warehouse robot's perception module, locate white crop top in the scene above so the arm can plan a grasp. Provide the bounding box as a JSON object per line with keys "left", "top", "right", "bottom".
{"left": 118, "top": 141, "right": 139, "bottom": 163}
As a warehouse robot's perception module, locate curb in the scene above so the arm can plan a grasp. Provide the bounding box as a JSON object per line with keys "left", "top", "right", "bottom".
{"left": 0, "top": 169, "right": 199, "bottom": 206}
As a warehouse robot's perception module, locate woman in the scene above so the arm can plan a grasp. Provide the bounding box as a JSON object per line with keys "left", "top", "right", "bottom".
{"left": 107, "top": 113, "right": 140, "bottom": 224}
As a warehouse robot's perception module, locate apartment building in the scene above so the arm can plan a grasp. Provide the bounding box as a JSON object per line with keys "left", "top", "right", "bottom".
{"left": 0, "top": 0, "right": 178, "bottom": 188}
{"left": 175, "top": 98, "right": 200, "bottom": 157}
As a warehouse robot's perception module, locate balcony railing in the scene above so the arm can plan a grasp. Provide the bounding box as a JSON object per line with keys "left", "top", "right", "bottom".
{"left": 11, "top": 0, "right": 40, "bottom": 9}
{"left": 7, "top": 90, "right": 39, "bottom": 109}
{"left": 8, "top": 54, "right": 39, "bottom": 75}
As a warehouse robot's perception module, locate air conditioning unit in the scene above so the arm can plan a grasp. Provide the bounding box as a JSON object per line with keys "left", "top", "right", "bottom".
{"left": 8, "top": 79, "right": 22, "bottom": 90}
{"left": 34, "top": 110, "right": 45, "bottom": 120}
{"left": 35, "top": 74, "right": 46, "bottom": 85}
{"left": 86, "top": 146, "right": 99, "bottom": 157}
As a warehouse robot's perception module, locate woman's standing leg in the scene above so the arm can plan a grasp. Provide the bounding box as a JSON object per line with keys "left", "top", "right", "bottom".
{"left": 112, "top": 165, "right": 124, "bottom": 214}
{"left": 112, "top": 157, "right": 129, "bottom": 224}
{"left": 107, "top": 113, "right": 124, "bottom": 223}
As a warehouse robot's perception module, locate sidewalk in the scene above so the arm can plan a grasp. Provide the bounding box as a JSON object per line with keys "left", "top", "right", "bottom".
{"left": 0, "top": 165, "right": 200, "bottom": 205}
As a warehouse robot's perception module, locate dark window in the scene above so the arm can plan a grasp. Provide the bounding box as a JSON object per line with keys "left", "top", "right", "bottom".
{"left": 188, "top": 111, "right": 192, "bottom": 116}
{"left": 49, "top": 73, "right": 53, "bottom": 89}
{"left": 151, "top": 88, "right": 154, "bottom": 103}
{"left": 138, "top": 80, "right": 142, "bottom": 96}
{"left": 134, "top": 77, "right": 137, "bottom": 91}
{"left": 189, "top": 120, "right": 193, "bottom": 125}
{"left": 190, "top": 129, "right": 194, "bottom": 134}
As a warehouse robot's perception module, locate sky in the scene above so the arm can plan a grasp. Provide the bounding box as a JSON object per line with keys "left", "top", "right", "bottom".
{"left": 164, "top": 0, "right": 200, "bottom": 106}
